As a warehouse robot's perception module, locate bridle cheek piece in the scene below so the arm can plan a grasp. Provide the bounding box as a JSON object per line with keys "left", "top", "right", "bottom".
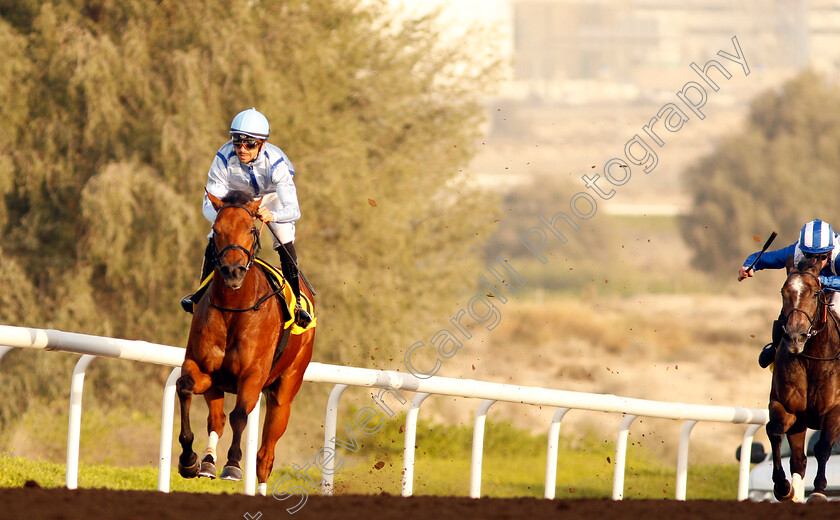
{"left": 782, "top": 269, "right": 840, "bottom": 361}
{"left": 212, "top": 204, "right": 261, "bottom": 273}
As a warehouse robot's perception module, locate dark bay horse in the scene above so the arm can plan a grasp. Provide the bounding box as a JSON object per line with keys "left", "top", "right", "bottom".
{"left": 177, "top": 190, "right": 315, "bottom": 495}
{"left": 767, "top": 255, "right": 840, "bottom": 502}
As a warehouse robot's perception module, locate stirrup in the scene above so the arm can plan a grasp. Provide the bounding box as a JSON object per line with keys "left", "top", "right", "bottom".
{"left": 758, "top": 343, "right": 776, "bottom": 369}
{"left": 294, "top": 305, "right": 312, "bottom": 328}
{"left": 181, "top": 295, "right": 195, "bottom": 314}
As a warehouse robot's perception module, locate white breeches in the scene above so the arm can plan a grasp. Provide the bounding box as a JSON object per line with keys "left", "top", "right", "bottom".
{"left": 260, "top": 193, "right": 296, "bottom": 247}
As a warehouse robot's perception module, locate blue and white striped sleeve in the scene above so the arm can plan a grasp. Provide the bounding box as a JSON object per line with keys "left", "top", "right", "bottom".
{"left": 742, "top": 244, "right": 797, "bottom": 271}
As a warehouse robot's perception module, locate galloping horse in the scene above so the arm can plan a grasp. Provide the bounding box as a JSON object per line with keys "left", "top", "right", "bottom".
{"left": 177, "top": 190, "right": 315, "bottom": 495}
{"left": 767, "top": 255, "right": 840, "bottom": 502}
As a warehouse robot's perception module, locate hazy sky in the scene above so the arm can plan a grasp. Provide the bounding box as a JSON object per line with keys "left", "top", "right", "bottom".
{"left": 389, "top": 0, "right": 511, "bottom": 28}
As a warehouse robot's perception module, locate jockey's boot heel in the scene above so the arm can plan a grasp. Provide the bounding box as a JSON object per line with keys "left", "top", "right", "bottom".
{"left": 181, "top": 295, "right": 196, "bottom": 314}
{"left": 758, "top": 343, "right": 776, "bottom": 369}
{"left": 294, "top": 304, "right": 312, "bottom": 328}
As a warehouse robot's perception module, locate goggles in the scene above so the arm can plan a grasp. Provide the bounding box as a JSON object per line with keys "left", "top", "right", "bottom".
{"left": 803, "top": 252, "right": 830, "bottom": 261}
{"left": 231, "top": 136, "right": 262, "bottom": 150}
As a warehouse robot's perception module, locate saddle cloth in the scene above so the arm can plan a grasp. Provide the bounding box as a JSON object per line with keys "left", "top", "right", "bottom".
{"left": 198, "top": 258, "right": 316, "bottom": 335}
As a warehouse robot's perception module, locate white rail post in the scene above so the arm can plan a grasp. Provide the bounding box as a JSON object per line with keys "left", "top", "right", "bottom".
{"left": 469, "top": 399, "right": 496, "bottom": 498}
{"left": 611, "top": 414, "right": 637, "bottom": 500}
{"left": 738, "top": 423, "right": 763, "bottom": 500}
{"left": 0, "top": 345, "right": 14, "bottom": 362}
{"left": 158, "top": 367, "right": 181, "bottom": 492}
{"left": 401, "top": 392, "right": 430, "bottom": 497}
{"left": 544, "top": 407, "right": 570, "bottom": 499}
{"left": 322, "top": 384, "right": 348, "bottom": 495}
{"left": 66, "top": 354, "right": 96, "bottom": 490}
{"left": 675, "top": 420, "right": 697, "bottom": 500}
{"left": 243, "top": 392, "right": 263, "bottom": 496}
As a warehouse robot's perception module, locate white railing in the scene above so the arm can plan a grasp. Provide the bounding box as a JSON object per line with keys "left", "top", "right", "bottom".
{"left": 0, "top": 324, "right": 769, "bottom": 500}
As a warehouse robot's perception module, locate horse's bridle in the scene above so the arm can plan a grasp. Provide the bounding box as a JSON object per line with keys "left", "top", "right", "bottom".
{"left": 212, "top": 204, "right": 261, "bottom": 273}
{"left": 208, "top": 204, "right": 281, "bottom": 313}
{"left": 783, "top": 269, "right": 840, "bottom": 361}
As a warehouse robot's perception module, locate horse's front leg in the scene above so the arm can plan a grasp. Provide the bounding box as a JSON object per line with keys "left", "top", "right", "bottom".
{"left": 176, "top": 359, "right": 213, "bottom": 479}
{"left": 220, "top": 366, "right": 266, "bottom": 482}
{"left": 767, "top": 402, "right": 798, "bottom": 501}
{"left": 811, "top": 416, "right": 840, "bottom": 502}
{"left": 198, "top": 387, "right": 226, "bottom": 479}
{"left": 786, "top": 429, "right": 807, "bottom": 502}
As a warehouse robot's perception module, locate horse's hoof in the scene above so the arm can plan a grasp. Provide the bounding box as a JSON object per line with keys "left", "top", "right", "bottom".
{"left": 198, "top": 457, "right": 216, "bottom": 479}
{"left": 807, "top": 492, "right": 828, "bottom": 503}
{"left": 178, "top": 454, "right": 199, "bottom": 479}
{"left": 774, "top": 481, "right": 794, "bottom": 502}
{"left": 220, "top": 465, "right": 243, "bottom": 481}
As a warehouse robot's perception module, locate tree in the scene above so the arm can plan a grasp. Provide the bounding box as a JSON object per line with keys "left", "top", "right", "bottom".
{"left": 0, "top": 0, "right": 502, "bottom": 359}
{"left": 680, "top": 70, "right": 840, "bottom": 273}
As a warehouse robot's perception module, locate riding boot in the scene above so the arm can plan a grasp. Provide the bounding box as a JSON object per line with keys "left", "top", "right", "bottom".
{"left": 276, "top": 242, "right": 312, "bottom": 328}
{"left": 181, "top": 239, "right": 215, "bottom": 314}
{"left": 759, "top": 316, "right": 785, "bottom": 368}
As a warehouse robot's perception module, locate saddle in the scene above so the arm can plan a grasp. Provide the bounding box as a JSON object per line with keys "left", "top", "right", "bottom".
{"left": 252, "top": 258, "right": 317, "bottom": 335}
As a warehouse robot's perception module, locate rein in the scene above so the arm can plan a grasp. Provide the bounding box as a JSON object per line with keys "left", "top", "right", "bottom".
{"left": 784, "top": 269, "right": 840, "bottom": 362}
{"left": 209, "top": 203, "right": 279, "bottom": 313}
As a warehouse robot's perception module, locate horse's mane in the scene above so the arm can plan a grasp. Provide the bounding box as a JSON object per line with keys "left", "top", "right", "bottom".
{"left": 221, "top": 190, "right": 253, "bottom": 206}
{"left": 797, "top": 255, "right": 822, "bottom": 273}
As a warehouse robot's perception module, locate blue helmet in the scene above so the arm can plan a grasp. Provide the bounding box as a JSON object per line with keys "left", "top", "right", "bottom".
{"left": 229, "top": 108, "right": 269, "bottom": 140}
{"left": 799, "top": 219, "right": 836, "bottom": 254}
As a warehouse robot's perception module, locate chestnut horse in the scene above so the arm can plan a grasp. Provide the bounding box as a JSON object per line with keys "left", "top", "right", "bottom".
{"left": 177, "top": 190, "right": 314, "bottom": 495}
{"left": 767, "top": 255, "right": 840, "bottom": 502}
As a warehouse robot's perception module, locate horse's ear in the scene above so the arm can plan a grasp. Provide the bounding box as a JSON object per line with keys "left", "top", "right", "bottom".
{"left": 246, "top": 196, "right": 262, "bottom": 216}
{"left": 207, "top": 191, "right": 224, "bottom": 211}
{"left": 786, "top": 254, "right": 795, "bottom": 274}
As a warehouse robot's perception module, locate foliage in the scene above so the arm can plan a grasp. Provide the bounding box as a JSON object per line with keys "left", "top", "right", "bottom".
{"left": 0, "top": 0, "right": 501, "bottom": 434}
{"left": 681, "top": 70, "right": 840, "bottom": 273}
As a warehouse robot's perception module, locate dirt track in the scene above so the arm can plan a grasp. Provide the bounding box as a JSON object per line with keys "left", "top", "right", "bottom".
{"left": 4, "top": 487, "right": 840, "bottom": 520}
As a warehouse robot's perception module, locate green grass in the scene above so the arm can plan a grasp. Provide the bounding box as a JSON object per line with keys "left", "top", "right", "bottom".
{"left": 0, "top": 418, "right": 740, "bottom": 500}
{"left": 0, "top": 454, "right": 243, "bottom": 493}
{"left": 313, "top": 416, "right": 738, "bottom": 500}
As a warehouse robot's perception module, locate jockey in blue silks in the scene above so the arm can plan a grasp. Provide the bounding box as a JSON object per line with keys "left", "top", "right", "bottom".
{"left": 739, "top": 219, "right": 840, "bottom": 368}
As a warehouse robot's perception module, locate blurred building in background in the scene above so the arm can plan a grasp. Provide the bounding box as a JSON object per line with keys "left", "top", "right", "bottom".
{"left": 509, "top": 0, "right": 839, "bottom": 103}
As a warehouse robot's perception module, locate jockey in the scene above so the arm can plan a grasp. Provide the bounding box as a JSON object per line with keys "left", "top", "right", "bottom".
{"left": 180, "top": 108, "right": 312, "bottom": 328}
{"left": 739, "top": 219, "right": 840, "bottom": 368}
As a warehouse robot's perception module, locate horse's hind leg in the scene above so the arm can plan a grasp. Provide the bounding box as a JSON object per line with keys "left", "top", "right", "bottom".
{"left": 811, "top": 417, "right": 840, "bottom": 502}
{"left": 255, "top": 371, "right": 308, "bottom": 495}
{"left": 198, "top": 387, "right": 225, "bottom": 479}
{"left": 176, "top": 360, "right": 213, "bottom": 479}
{"left": 220, "top": 368, "right": 264, "bottom": 482}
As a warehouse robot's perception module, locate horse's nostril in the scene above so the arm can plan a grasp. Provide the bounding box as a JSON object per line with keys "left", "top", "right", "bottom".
{"left": 220, "top": 266, "right": 231, "bottom": 278}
